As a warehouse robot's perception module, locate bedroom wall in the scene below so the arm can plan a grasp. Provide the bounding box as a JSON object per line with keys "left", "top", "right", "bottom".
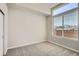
{"left": 46, "top": 15, "right": 52, "bottom": 41}
{"left": 8, "top": 6, "right": 46, "bottom": 49}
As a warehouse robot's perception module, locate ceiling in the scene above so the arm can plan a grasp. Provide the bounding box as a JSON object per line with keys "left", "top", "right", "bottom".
{"left": 8, "top": 3, "right": 59, "bottom": 15}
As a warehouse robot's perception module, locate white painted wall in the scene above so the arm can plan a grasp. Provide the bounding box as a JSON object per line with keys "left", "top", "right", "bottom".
{"left": 0, "top": 3, "right": 8, "bottom": 54}
{"left": 8, "top": 6, "right": 46, "bottom": 49}
{"left": 46, "top": 15, "right": 52, "bottom": 41}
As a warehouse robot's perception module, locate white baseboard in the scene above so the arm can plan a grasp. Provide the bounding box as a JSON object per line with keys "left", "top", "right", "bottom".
{"left": 3, "top": 48, "right": 8, "bottom": 55}
{"left": 8, "top": 40, "right": 46, "bottom": 49}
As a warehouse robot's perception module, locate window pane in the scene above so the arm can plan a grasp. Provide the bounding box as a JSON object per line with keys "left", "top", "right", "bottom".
{"left": 64, "top": 10, "right": 78, "bottom": 39}
{"left": 54, "top": 16, "right": 62, "bottom": 27}
{"left": 64, "top": 11, "right": 77, "bottom": 26}
{"left": 54, "top": 16, "right": 63, "bottom": 36}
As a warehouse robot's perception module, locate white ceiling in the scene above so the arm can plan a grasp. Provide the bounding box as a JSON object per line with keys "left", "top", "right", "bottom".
{"left": 8, "top": 3, "right": 59, "bottom": 15}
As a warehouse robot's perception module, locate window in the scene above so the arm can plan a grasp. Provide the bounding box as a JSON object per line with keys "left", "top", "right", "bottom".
{"left": 51, "top": 3, "right": 79, "bottom": 51}
{"left": 52, "top": 3, "right": 78, "bottom": 40}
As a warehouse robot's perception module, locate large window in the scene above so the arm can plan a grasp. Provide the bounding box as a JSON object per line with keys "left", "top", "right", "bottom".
{"left": 52, "top": 3, "right": 78, "bottom": 40}
{"left": 51, "top": 3, "right": 79, "bottom": 52}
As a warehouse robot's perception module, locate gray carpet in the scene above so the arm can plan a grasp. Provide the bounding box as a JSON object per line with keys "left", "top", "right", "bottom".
{"left": 5, "top": 41, "right": 79, "bottom": 56}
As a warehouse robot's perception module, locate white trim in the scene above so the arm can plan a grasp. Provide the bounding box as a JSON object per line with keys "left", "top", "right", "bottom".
{"left": 54, "top": 36, "right": 78, "bottom": 42}
{"left": 8, "top": 40, "right": 46, "bottom": 49}
{"left": 4, "top": 49, "right": 7, "bottom": 55}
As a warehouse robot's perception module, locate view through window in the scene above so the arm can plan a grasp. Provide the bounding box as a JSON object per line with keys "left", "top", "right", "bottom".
{"left": 52, "top": 3, "right": 78, "bottom": 40}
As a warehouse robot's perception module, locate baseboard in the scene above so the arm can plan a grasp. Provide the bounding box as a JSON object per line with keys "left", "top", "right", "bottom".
{"left": 8, "top": 40, "right": 46, "bottom": 49}
{"left": 3, "top": 48, "right": 8, "bottom": 55}
{"left": 48, "top": 40, "right": 79, "bottom": 53}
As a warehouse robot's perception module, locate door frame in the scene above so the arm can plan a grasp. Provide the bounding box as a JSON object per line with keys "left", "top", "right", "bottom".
{"left": 0, "top": 9, "right": 5, "bottom": 55}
